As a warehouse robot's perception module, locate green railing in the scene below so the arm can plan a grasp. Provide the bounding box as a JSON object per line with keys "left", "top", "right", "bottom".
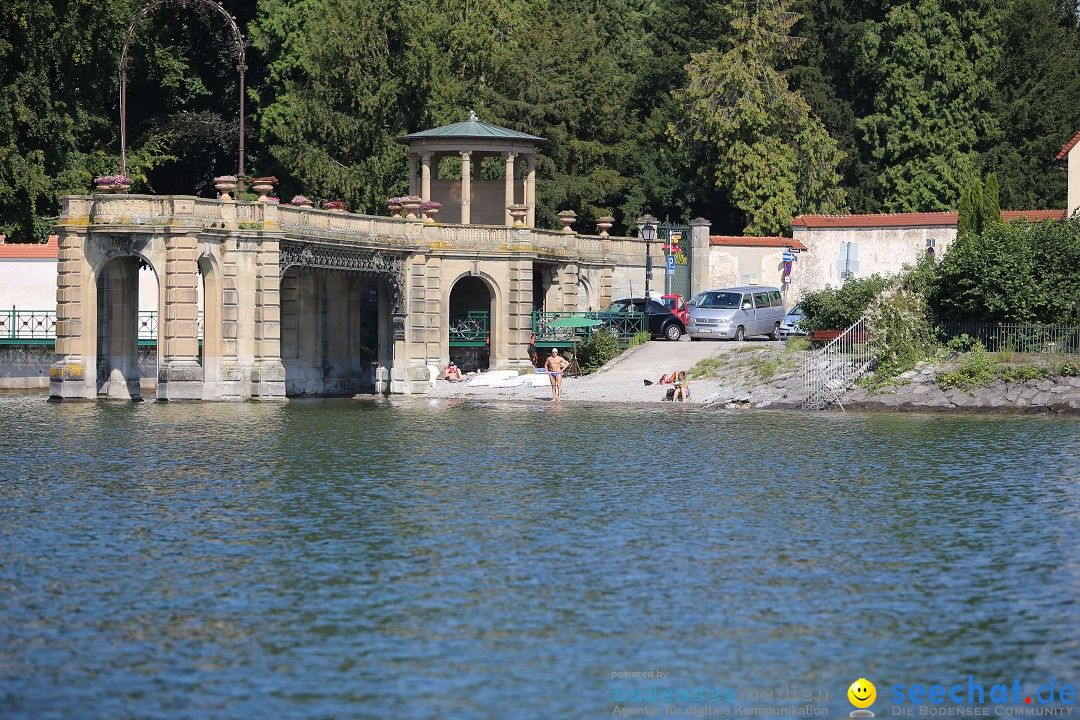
{"left": 449, "top": 311, "right": 489, "bottom": 346}
{"left": 0, "top": 308, "right": 57, "bottom": 344}
{"left": 532, "top": 310, "right": 646, "bottom": 347}
{"left": 0, "top": 308, "right": 199, "bottom": 345}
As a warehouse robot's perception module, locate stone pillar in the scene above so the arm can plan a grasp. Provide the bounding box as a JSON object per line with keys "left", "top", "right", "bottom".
{"left": 504, "top": 258, "right": 535, "bottom": 370}
{"left": 253, "top": 235, "right": 287, "bottom": 400}
{"left": 689, "top": 217, "right": 711, "bottom": 298}
{"left": 408, "top": 153, "right": 418, "bottom": 196}
{"left": 460, "top": 151, "right": 472, "bottom": 225}
{"left": 50, "top": 225, "right": 95, "bottom": 400}
{"left": 503, "top": 152, "right": 517, "bottom": 226}
{"left": 157, "top": 228, "right": 203, "bottom": 400}
{"left": 219, "top": 235, "right": 251, "bottom": 399}
{"left": 421, "top": 152, "right": 432, "bottom": 202}
{"left": 526, "top": 155, "right": 537, "bottom": 227}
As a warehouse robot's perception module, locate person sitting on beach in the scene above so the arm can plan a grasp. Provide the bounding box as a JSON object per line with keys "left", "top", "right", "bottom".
{"left": 444, "top": 362, "right": 464, "bottom": 382}
{"left": 644, "top": 371, "right": 679, "bottom": 386}
{"left": 672, "top": 370, "right": 690, "bottom": 402}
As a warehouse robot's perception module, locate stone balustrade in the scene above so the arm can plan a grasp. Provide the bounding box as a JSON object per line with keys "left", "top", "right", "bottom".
{"left": 59, "top": 194, "right": 644, "bottom": 264}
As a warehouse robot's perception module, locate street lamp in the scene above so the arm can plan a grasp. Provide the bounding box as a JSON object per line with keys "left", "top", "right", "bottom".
{"left": 636, "top": 214, "right": 658, "bottom": 331}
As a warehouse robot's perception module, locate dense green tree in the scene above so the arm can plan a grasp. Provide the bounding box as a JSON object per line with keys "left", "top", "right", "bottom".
{"left": 856, "top": 0, "right": 1001, "bottom": 212}
{"left": 675, "top": 0, "right": 845, "bottom": 235}
{"left": 981, "top": 0, "right": 1080, "bottom": 210}
{"left": 982, "top": 172, "right": 1001, "bottom": 227}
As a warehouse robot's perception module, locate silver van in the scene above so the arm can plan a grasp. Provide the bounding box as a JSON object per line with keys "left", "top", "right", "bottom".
{"left": 687, "top": 286, "right": 786, "bottom": 341}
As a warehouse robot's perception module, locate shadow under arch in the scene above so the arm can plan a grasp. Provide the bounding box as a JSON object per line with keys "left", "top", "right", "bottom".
{"left": 91, "top": 251, "right": 160, "bottom": 400}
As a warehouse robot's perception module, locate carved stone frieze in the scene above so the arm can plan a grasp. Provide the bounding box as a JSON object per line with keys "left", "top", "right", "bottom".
{"left": 279, "top": 240, "right": 408, "bottom": 314}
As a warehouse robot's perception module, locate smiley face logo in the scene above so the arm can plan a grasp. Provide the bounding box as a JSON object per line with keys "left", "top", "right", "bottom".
{"left": 848, "top": 678, "right": 877, "bottom": 709}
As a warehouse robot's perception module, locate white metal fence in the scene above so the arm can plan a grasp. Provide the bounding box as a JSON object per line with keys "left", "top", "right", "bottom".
{"left": 802, "top": 316, "right": 874, "bottom": 410}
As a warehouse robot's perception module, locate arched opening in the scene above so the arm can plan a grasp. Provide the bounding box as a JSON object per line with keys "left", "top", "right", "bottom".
{"left": 96, "top": 256, "right": 157, "bottom": 399}
{"left": 279, "top": 267, "right": 391, "bottom": 396}
{"left": 577, "top": 276, "right": 593, "bottom": 312}
{"left": 448, "top": 276, "right": 492, "bottom": 371}
{"left": 198, "top": 255, "right": 221, "bottom": 389}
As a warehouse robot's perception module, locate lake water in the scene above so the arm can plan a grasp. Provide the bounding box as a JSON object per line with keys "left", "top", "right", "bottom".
{"left": 1, "top": 394, "right": 1078, "bottom": 719}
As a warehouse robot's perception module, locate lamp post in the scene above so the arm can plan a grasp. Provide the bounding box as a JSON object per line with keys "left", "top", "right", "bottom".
{"left": 636, "top": 214, "right": 658, "bottom": 333}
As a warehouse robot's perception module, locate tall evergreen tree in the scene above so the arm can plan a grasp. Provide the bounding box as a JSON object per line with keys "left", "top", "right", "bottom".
{"left": 675, "top": 0, "right": 845, "bottom": 235}
{"left": 857, "top": 0, "right": 1001, "bottom": 212}
{"left": 982, "top": 172, "right": 1001, "bottom": 227}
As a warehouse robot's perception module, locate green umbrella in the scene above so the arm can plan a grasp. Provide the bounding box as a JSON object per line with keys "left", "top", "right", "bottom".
{"left": 547, "top": 316, "right": 604, "bottom": 328}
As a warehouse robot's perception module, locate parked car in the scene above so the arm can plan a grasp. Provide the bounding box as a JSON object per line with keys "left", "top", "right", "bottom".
{"left": 779, "top": 303, "right": 807, "bottom": 339}
{"left": 601, "top": 297, "right": 686, "bottom": 341}
{"left": 661, "top": 294, "right": 689, "bottom": 325}
{"left": 687, "top": 286, "right": 785, "bottom": 341}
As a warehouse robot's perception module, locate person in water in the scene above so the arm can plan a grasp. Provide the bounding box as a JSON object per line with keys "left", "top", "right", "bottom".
{"left": 544, "top": 348, "right": 570, "bottom": 401}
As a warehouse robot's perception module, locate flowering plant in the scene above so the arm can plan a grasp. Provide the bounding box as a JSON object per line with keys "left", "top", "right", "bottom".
{"left": 421, "top": 201, "right": 442, "bottom": 211}
{"left": 290, "top": 195, "right": 311, "bottom": 205}
{"left": 265, "top": 196, "right": 280, "bottom": 203}
{"left": 94, "top": 175, "right": 132, "bottom": 186}
{"left": 386, "top": 196, "right": 406, "bottom": 206}
{"left": 323, "top": 200, "right": 348, "bottom": 210}
{"left": 251, "top": 176, "right": 278, "bottom": 184}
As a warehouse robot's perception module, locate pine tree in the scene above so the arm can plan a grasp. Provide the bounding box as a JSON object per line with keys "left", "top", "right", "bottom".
{"left": 982, "top": 173, "right": 1001, "bottom": 227}
{"left": 675, "top": 0, "right": 845, "bottom": 235}
{"left": 857, "top": 0, "right": 1001, "bottom": 212}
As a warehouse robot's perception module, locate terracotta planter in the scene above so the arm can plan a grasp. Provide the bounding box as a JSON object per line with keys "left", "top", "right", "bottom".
{"left": 251, "top": 181, "right": 274, "bottom": 201}
{"left": 423, "top": 206, "right": 440, "bottom": 222}
{"left": 214, "top": 177, "right": 238, "bottom": 200}
{"left": 596, "top": 216, "right": 614, "bottom": 237}
{"left": 95, "top": 184, "right": 115, "bottom": 194}
{"left": 508, "top": 204, "right": 528, "bottom": 227}
{"left": 557, "top": 210, "right": 577, "bottom": 233}
{"left": 388, "top": 202, "right": 403, "bottom": 219}
{"left": 400, "top": 196, "right": 422, "bottom": 219}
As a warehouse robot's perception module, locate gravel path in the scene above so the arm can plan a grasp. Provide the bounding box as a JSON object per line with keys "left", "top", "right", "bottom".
{"left": 424, "top": 338, "right": 785, "bottom": 405}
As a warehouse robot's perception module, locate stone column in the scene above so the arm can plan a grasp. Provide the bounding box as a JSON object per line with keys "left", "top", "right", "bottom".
{"left": 408, "top": 153, "right": 418, "bottom": 196}
{"left": 504, "top": 258, "right": 535, "bottom": 370}
{"left": 526, "top": 154, "right": 537, "bottom": 227}
{"left": 460, "top": 151, "right": 472, "bottom": 225}
{"left": 689, "top": 217, "right": 711, "bottom": 299}
{"left": 253, "top": 235, "right": 287, "bottom": 400}
{"left": 421, "top": 152, "right": 433, "bottom": 202}
{"left": 219, "top": 234, "right": 252, "bottom": 399}
{"left": 157, "top": 228, "right": 203, "bottom": 400}
{"left": 503, "top": 152, "right": 517, "bottom": 226}
{"left": 50, "top": 225, "right": 95, "bottom": 400}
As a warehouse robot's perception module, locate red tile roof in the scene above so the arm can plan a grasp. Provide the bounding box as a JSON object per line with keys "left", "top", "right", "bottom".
{"left": 0, "top": 234, "right": 59, "bottom": 258}
{"left": 710, "top": 235, "right": 807, "bottom": 250}
{"left": 791, "top": 210, "right": 1063, "bottom": 228}
{"left": 1058, "top": 131, "right": 1080, "bottom": 159}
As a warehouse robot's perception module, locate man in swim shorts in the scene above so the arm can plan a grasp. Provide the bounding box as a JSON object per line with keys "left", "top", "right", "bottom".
{"left": 545, "top": 348, "right": 570, "bottom": 401}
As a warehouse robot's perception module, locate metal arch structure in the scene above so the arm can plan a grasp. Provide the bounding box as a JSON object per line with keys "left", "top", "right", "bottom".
{"left": 119, "top": 0, "right": 247, "bottom": 189}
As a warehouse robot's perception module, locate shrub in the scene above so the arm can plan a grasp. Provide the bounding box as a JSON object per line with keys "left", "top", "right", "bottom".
{"left": 1059, "top": 361, "right": 1080, "bottom": 377}
{"left": 937, "top": 342, "right": 995, "bottom": 390}
{"left": 576, "top": 330, "right": 619, "bottom": 373}
{"left": 627, "top": 330, "right": 651, "bottom": 349}
{"left": 865, "top": 283, "right": 937, "bottom": 379}
{"left": 798, "top": 274, "right": 891, "bottom": 333}
{"left": 945, "top": 334, "right": 978, "bottom": 353}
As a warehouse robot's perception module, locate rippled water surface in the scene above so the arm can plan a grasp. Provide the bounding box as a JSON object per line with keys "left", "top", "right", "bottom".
{"left": 1, "top": 394, "right": 1078, "bottom": 719}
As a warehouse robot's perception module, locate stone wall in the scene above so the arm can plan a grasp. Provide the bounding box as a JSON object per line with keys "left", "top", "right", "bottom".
{"left": 0, "top": 344, "right": 156, "bottom": 391}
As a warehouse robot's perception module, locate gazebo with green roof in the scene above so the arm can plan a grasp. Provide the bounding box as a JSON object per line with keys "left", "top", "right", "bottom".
{"left": 397, "top": 111, "right": 546, "bottom": 227}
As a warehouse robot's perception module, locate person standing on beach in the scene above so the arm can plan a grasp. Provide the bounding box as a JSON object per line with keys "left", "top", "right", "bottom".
{"left": 545, "top": 349, "right": 570, "bottom": 401}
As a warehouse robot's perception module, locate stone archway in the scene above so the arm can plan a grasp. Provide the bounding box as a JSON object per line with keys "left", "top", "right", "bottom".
{"left": 448, "top": 276, "right": 494, "bottom": 371}
{"left": 95, "top": 256, "right": 145, "bottom": 399}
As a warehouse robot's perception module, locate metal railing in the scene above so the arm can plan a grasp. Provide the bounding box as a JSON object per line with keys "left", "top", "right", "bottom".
{"left": 937, "top": 321, "right": 1080, "bottom": 355}
{"left": 532, "top": 310, "right": 646, "bottom": 346}
{"left": 0, "top": 308, "right": 201, "bottom": 344}
{"left": 0, "top": 308, "right": 57, "bottom": 342}
{"left": 802, "top": 316, "right": 874, "bottom": 410}
{"left": 448, "top": 311, "right": 489, "bottom": 346}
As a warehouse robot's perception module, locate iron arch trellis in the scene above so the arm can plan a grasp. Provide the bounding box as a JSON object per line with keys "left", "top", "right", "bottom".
{"left": 119, "top": 0, "right": 247, "bottom": 189}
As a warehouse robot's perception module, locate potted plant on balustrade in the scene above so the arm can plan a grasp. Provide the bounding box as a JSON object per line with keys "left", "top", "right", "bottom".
{"left": 249, "top": 175, "right": 278, "bottom": 201}
{"left": 93, "top": 175, "right": 132, "bottom": 194}
{"left": 508, "top": 203, "right": 528, "bottom": 227}
{"left": 323, "top": 200, "right": 348, "bottom": 213}
{"left": 387, "top": 196, "right": 405, "bottom": 219}
{"left": 422, "top": 201, "right": 442, "bottom": 222}
{"left": 288, "top": 195, "right": 313, "bottom": 208}
{"left": 213, "top": 175, "right": 238, "bottom": 200}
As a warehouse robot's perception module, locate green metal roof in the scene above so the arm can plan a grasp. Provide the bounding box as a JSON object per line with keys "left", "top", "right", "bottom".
{"left": 397, "top": 111, "right": 546, "bottom": 144}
